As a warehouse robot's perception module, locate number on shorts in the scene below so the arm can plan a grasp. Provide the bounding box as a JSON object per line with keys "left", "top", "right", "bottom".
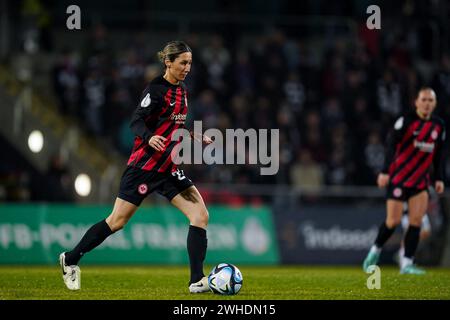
{"left": 172, "top": 169, "right": 186, "bottom": 180}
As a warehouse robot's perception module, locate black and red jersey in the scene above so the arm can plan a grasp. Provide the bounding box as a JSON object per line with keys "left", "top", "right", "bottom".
{"left": 382, "top": 111, "right": 447, "bottom": 188}
{"left": 127, "top": 75, "right": 188, "bottom": 173}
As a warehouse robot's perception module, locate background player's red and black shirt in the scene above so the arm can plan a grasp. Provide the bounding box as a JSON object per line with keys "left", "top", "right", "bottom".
{"left": 127, "top": 75, "right": 188, "bottom": 173}
{"left": 382, "top": 111, "right": 447, "bottom": 189}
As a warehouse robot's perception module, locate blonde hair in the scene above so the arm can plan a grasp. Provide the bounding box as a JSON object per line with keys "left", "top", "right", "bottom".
{"left": 416, "top": 87, "right": 436, "bottom": 99}
{"left": 157, "top": 41, "right": 192, "bottom": 67}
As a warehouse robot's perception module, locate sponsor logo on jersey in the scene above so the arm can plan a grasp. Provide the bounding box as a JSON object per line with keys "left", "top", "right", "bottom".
{"left": 414, "top": 140, "right": 435, "bottom": 153}
{"left": 170, "top": 112, "right": 187, "bottom": 124}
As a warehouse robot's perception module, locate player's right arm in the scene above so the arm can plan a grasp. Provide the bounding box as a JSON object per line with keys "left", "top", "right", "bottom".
{"left": 378, "top": 115, "right": 408, "bottom": 188}
{"left": 377, "top": 173, "right": 390, "bottom": 188}
{"left": 129, "top": 85, "right": 166, "bottom": 151}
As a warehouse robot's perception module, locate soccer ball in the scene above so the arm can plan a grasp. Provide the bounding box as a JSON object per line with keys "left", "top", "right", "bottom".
{"left": 208, "top": 263, "right": 243, "bottom": 295}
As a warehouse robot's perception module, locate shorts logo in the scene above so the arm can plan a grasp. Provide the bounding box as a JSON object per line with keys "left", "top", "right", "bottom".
{"left": 431, "top": 130, "right": 438, "bottom": 140}
{"left": 138, "top": 183, "right": 148, "bottom": 194}
{"left": 393, "top": 188, "right": 402, "bottom": 198}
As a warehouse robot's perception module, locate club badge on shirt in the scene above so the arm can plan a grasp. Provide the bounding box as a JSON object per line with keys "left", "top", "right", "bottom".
{"left": 138, "top": 183, "right": 148, "bottom": 194}
{"left": 393, "top": 188, "right": 402, "bottom": 198}
{"left": 431, "top": 130, "right": 438, "bottom": 140}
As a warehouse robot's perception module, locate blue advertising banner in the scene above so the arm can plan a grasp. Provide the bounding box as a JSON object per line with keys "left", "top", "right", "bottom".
{"left": 274, "top": 205, "right": 400, "bottom": 264}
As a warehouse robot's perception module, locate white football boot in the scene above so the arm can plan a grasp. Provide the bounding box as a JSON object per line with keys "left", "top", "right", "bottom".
{"left": 59, "top": 252, "right": 81, "bottom": 290}
{"left": 189, "top": 276, "right": 210, "bottom": 293}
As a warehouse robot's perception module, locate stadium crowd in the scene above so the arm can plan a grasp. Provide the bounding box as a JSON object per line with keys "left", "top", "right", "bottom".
{"left": 50, "top": 24, "right": 450, "bottom": 190}
{"left": 2, "top": 1, "right": 450, "bottom": 203}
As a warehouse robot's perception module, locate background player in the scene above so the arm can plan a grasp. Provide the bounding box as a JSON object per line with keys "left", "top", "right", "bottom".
{"left": 363, "top": 87, "right": 446, "bottom": 274}
{"left": 58, "top": 41, "right": 213, "bottom": 292}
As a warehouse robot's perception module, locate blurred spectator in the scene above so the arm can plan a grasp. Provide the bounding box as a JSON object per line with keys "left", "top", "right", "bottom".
{"left": 201, "top": 35, "right": 231, "bottom": 94}
{"left": 346, "top": 96, "right": 375, "bottom": 138}
{"left": 104, "top": 67, "right": 133, "bottom": 140}
{"left": 277, "top": 105, "right": 300, "bottom": 146}
{"left": 326, "top": 148, "right": 349, "bottom": 185}
{"left": 432, "top": 53, "right": 450, "bottom": 107}
{"left": 283, "top": 72, "right": 305, "bottom": 114}
{"left": 229, "top": 94, "right": 251, "bottom": 128}
{"left": 325, "top": 124, "right": 354, "bottom": 185}
{"left": 118, "top": 49, "right": 145, "bottom": 97}
{"left": 82, "top": 68, "right": 106, "bottom": 135}
{"left": 377, "top": 69, "right": 402, "bottom": 118}
{"left": 20, "top": 0, "right": 52, "bottom": 53}
{"left": 234, "top": 50, "right": 256, "bottom": 95}
{"left": 52, "top": 49, "right": 81, "bottom": 116}
{"left": 252, "top": 96, "right": 273, "bottom": 129}
{"left": 321, "top": 52, "right": 345, "bottom": 98}
{"left": 290, "top": 149, "right": 324, "bottom": 189}
{"left": 45, "top": 155, "right": 74, "bottom": 202}
{"left": 364, "top": 131, "right": 386, "bottom": 183}
{"left": 190, "top": 89, "right": 221, "bottom": 129}
{"left": 321, "top": 97, "right": 345, "bottom": 129}
{"left": 83, "top": 23, "right": 111, "bottom": 57}
{"left": 301, "top": 110, "right": 327, "bottom": 163}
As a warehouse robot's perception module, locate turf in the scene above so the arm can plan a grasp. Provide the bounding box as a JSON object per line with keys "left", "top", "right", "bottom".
{"left": 0, "top": 265, "right": 449, "bottom": 300}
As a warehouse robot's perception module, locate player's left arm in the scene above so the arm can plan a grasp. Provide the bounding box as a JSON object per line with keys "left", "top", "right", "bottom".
{"left": 433, "top": 122, "right": 447, "bottom": 194}
{"left": 129, "top": 84, "right": 162, "bottom": 144}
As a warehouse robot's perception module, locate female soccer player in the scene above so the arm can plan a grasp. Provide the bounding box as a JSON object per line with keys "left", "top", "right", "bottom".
{"left": 59, "top": 41, "right": 212, "bottom": 293}
{"left": 363, "top": 87, "right": 446, "bottom": 274}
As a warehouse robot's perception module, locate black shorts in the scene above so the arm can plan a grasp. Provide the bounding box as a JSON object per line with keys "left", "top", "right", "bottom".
{"left": 118, "top": 166, "right": 194, "bottom": 206}
{"left": 386, "top": 185, "right": 428, "bottom": 201}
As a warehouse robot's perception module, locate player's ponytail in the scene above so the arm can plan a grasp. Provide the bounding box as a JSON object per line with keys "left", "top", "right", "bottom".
{"left": 157, "top": 50, "right": 166, "bottom": 63}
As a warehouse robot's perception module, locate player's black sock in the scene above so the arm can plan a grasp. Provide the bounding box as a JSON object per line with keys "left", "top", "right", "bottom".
{"left": 64, "top": 219, "right": 114, "bottom": 265}
{"left": 404, "top": 225, "right": 421, "bottom": 258}
{"left": 374, "top": 222, "right": 396, "bottom": 248}
{"left": 187, "top": 225, "right": 207, "bottom": 284}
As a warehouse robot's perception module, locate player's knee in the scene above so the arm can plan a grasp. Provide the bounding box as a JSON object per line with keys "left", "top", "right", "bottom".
{"left": 420, "top": 230, "right": 431, "bottom": 240}
{"left": 408, "top": 218, "right": 422, "bottom": 227}
{"left": 201, "top": 208, "right": 209, "bottom": 226}
{"left": 191, "top": 208, "right": 209, "bottom": 228}
{"left": 386, "top": 217, "right": 401, "bottom": 228}
{"left": 107, "top": 216, "right": 128, "bottom": 232}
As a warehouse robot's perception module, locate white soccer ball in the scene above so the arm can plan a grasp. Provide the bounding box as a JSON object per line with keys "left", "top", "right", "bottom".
{"left": 207, "top": 263, "right": 243, "bottom": 295}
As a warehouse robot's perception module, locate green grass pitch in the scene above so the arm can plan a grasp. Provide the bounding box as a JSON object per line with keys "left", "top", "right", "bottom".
{"left": 1, "top": 265, "right": 449, "bottom": 300}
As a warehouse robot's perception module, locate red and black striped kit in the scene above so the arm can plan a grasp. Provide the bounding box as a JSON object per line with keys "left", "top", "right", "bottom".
{"left": 383, "top": 112, "right": 447, "bottom": 189}
{"left": 128, "top": 76, "right": 188, "bottom": 173}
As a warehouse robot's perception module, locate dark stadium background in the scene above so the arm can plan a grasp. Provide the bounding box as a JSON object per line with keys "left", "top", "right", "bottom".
{"left": 1, "top": 0, "right": 450, "bottom": 269}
